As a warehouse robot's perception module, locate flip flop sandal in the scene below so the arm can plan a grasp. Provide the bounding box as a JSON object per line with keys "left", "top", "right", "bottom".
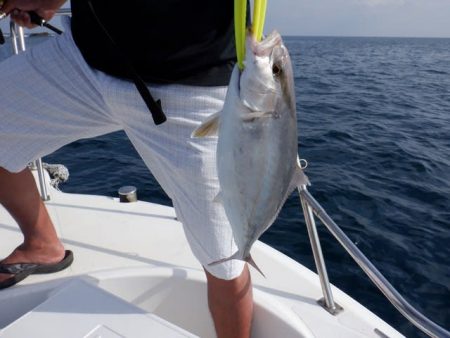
{"left": 32, "top": 250, "right": 74, "bottom": 274}
{"left": 0, "top": 250, "right": 74, "bottom": 290}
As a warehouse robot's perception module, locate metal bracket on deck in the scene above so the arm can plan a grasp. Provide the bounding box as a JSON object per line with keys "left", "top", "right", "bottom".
{"left": 317, "top": 298, "right": 343, "bottom": 315}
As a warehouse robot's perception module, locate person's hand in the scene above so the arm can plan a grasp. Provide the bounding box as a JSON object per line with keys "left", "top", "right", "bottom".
{"left": 9, "top": 8, "right": 57, "bottom": 28}
{"left": 0, "top": 0, "right": 66, "bottom": 28}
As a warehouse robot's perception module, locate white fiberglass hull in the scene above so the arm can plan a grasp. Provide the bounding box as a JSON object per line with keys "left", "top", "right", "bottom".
{"left": 0, "top": 170, "right": 403, "bottom": 337}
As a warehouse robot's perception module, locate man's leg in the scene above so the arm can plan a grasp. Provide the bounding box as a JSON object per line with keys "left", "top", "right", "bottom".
{"left": 0, "top": 167, "right": 65, "bottom": 283}
{"left": 0, "top": 18, "right": 125, "bottom": 286}
{"left": 106, "top": 75, "right": 255, "bottom": 336}
{"left": 205, "top": 265, "right": 253, "bottom": 338}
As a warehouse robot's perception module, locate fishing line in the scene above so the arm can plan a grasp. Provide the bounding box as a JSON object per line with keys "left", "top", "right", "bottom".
{"left": 28, "top": 11, "right": 62, "bottom": 35}
{"left": 86, "top": 0, "right": 166, "bottom": 125}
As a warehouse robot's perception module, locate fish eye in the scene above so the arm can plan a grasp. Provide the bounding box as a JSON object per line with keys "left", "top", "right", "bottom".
{"left": 272, "top": 63, "right": 282, "bottom": 76}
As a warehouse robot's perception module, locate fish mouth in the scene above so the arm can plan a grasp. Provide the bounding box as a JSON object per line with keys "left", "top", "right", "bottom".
{"left": 251, "top": 30, "right": 283, "bottom": 57}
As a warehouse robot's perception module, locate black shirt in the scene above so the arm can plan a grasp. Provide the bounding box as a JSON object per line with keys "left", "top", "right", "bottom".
{"left": 71, "top": 0, "right": 237, "bottom": 86}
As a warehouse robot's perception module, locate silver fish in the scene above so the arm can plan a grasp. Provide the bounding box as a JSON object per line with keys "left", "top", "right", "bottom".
{"left": 193, "top": 31, "right": 308, "bottom": 272}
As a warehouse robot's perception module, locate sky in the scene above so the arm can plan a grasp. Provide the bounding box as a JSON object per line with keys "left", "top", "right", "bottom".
{"left": 1, "top": 0, "right": 450, "bottom": 38}
{"left": 264, "top": 0, "right": 450, "bottom": 37}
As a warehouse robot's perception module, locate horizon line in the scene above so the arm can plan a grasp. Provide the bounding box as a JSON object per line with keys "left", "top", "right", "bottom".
{"left": 281, "top": 34, "right": 450, "bottom": 39}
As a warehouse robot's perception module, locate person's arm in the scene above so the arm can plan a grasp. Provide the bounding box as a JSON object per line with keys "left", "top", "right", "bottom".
{"left": 0, "top": 0, "right": 66, "bottom": 28}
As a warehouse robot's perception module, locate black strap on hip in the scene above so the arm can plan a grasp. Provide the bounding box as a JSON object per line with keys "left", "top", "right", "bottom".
{"left": 87, "top": 1, "right": 166, "bottom": 125}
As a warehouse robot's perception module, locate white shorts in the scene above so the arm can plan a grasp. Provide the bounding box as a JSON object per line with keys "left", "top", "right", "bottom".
{"left": 0, "top": 18, "right": 244, "bottom": 280}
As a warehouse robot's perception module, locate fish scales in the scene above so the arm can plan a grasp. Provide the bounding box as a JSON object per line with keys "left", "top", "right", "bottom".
{"left": 193, "top": 30, "right": 308, "bottom": 270}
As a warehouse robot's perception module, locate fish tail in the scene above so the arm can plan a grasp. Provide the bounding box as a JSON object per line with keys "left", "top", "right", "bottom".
{"left": 208, "top": 252, "right": 266, "bottom": 278}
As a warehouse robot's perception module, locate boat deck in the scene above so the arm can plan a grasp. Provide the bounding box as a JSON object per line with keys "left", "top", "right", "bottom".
{"left": 0, "top": 170, "right": 404, "bottom": 337}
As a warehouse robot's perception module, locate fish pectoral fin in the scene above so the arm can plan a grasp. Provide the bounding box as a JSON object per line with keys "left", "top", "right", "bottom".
{"left": 191, "top": 112, "right": 220, "bottom": 138}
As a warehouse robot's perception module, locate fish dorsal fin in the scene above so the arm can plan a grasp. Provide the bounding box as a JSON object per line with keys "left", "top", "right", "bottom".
{"left": 191, "top": 112, "right": 220, "bottom": 138}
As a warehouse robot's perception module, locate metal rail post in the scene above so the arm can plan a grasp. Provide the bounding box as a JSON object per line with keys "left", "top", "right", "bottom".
{"left": 298, "top": 184, "right": 342, "bottom": 314}
{"left": 299, "top": 188, "right": 450, "bottom": 338}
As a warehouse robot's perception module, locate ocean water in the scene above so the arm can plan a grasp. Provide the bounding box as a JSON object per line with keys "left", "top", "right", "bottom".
{"left": 1, "top": 35, "right": 449, "bottom": 337}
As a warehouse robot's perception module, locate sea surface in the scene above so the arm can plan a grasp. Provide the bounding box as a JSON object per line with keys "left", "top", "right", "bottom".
{"left": 1, "top": 35, "right": 449, "bottom": 337}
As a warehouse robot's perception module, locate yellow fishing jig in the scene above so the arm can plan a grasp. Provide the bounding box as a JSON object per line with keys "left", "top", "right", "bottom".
{"left": 235, "top": 0, "right": 268, "bottom": 70}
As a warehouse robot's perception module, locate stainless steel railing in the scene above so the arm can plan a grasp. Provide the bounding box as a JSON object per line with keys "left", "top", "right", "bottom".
{"left": 298, "top": 184, "right": 450, "bottom": 338}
